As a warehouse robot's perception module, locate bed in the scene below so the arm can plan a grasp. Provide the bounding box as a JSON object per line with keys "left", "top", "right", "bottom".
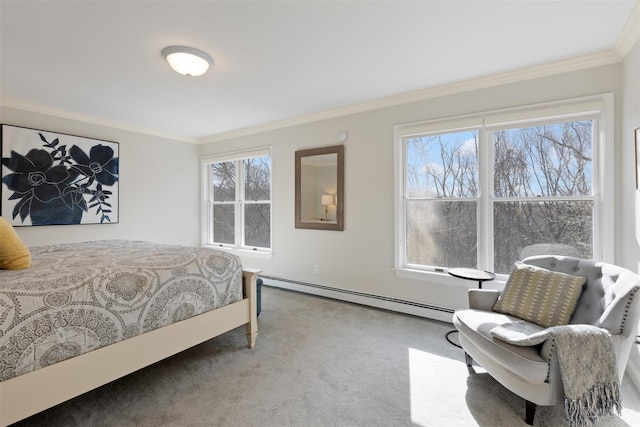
{"left": 0, "top": 240, "right": 260, "bottom": 426}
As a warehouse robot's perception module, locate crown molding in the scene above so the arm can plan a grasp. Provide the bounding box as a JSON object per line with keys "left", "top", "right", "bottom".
{"left": 0, "top": 98, "right": 198, "bottom": 144}
{"left": 199, "top": 49, "right": 620, "bottom": 144}
{"left": 614, "top": 0, "right": 640, "bottom": 59}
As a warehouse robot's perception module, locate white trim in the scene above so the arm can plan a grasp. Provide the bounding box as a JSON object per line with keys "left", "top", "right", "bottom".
{"left": 483, "top": 98, "right": 604, "bottom": 129}
{"left": 479, "top": 126, "right": 492, "bottom": 271}
{"left": 201, "top": 244, "right": 273, "bottom": 260}
{"left": 0, "top": 97, "right": 198, "bottom": 144}
{"left": 393, "top": 267, "right": 506, "bottom": 290}
{"left": 598, "top": 93, "right": 615, "bottom": 262}
{"left": 613, "top": 0, "right": 640, "bottom": 59}
{"left": 261, "top": 278, "right": 455, "bottom": 323}
{"left": 201, "top": 146, "right": 272, "bottom": 163}
{"left": 393, "top": 125, "right": 405, "bottom": 274}
{"left": 395, "top": 116, "right": 483, "bottom": 138}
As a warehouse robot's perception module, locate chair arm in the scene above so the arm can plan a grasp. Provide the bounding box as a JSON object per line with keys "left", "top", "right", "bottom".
{"left": 468, "top": 289, "right": 500, "bottom": 311}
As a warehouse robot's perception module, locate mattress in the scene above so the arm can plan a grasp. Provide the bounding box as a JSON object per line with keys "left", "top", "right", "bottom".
{"left": 0, "top": 240, "right": 243, "bottom": 382}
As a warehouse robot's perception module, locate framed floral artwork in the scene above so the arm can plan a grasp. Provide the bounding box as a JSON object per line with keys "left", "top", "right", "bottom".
{"left": 1, "top": 125, "right": 119, "bottom": 226}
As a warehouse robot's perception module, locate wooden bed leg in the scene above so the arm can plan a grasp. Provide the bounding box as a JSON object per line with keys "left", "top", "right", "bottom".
{"left": 246, "top": 323, "right": 258, "bottom": 348}
{"left": 242, "top": 269, "right": 261, "bottom": 349}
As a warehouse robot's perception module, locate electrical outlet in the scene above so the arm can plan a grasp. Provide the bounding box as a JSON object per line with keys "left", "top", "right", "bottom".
{"left": 314, "top": 265, "right": 320, "bottom": 274}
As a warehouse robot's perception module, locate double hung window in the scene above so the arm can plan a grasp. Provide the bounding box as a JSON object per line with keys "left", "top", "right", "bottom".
{"left": 201, "top": 148, "right": 272, "bottom": 255}
{"left": 394, "top": 95, "right": 613, "bottom": 279}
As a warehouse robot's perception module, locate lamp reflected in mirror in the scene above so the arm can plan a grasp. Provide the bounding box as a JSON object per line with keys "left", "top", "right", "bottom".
{"left": 321, "top": 194, "right": 335, "bottom": 222}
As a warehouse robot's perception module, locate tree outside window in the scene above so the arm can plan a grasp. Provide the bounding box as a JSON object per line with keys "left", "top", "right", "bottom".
{"left": 206, "top": 152, "right": 271, "bottom": 251}
{"left": 402, "top": 119, "right": 595, "bottom": 275}
{"left": 492, "top": 122, "right": 592, "bottom": 273}
{"left": 405, "top": 130, "right": 478, "bottom": 270}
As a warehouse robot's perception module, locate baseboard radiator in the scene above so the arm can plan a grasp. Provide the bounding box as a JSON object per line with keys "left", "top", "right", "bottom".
{"left": 259, "top": 275, "right": 455, "bottom": 323}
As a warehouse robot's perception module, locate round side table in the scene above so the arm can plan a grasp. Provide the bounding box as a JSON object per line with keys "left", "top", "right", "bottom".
{"left": 448, "top": 267, "right": 496, "bottom": 289}
{"left": 445, "top": 267, "right": 496, "bottom": 348}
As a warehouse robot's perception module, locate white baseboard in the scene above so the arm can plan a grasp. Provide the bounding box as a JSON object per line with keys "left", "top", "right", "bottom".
{"left": 260, "top": 276, "right": 455, "bottom": 324}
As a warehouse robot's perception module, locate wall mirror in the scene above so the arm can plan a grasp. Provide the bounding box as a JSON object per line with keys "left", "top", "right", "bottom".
{"left": 295, "top": 145, "right": 344, "bottom": 230}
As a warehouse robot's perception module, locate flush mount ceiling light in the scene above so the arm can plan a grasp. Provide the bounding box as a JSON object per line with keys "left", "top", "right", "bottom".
{"left": 161, "top": 46, "right": 213, "bottom": 77}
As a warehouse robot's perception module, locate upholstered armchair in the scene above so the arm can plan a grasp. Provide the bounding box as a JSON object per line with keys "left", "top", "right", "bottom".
{"left": 453, "top": 255, "right": 640, "bottom": 425}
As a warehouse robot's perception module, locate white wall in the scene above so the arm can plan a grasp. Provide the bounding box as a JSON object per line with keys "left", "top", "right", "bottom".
{"left": 201, "top": 64, "right": 625, "bottom": 312}
{"left": 621, "top": 39, "right": 640, "bottom": 385}
{"left": 622, "top": 39, "right": 640, "bottom": 271}
{"left": 0, "top": 106, "right": 201, "bottom": 247}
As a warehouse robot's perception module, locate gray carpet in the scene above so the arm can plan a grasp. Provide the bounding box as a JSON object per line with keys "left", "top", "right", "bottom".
{"left": 11, "top": 286, "right": 640, "bottom": 426}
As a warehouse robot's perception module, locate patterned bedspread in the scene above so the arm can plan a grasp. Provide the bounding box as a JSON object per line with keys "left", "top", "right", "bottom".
{"left": 0, "top": 240, "right": 243, "bottom": 382}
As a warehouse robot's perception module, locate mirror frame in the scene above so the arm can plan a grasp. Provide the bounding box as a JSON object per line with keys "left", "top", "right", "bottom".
{"left": 295, "top": 144, "right": 344, "bottom": 231}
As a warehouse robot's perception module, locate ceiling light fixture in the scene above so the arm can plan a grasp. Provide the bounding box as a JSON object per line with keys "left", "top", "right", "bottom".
{"left": 161, "top": 46, "right": 213, "bottom": 77}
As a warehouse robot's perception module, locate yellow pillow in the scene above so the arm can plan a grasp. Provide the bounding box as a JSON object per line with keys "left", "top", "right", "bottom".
{"left": 0, "top": 217, "right": 31, "bottom": 269}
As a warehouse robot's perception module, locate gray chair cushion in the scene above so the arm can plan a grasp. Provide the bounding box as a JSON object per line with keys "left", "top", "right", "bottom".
{"left": 453, "top": 309, "right": 549, "bottom": 384}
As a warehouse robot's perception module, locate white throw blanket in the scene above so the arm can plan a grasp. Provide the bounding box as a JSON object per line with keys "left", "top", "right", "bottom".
{"left": 491, "top": 321, "right": 621, "bottom": 427}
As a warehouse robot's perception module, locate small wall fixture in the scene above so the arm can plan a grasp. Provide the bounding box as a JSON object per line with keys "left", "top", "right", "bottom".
{"left": 161, "top": 46, "right": 213, "bottom": 76}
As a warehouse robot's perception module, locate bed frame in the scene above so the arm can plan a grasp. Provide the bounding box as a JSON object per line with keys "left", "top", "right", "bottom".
{"left": 0, "top": 268, "right": 261, "bottom": 427}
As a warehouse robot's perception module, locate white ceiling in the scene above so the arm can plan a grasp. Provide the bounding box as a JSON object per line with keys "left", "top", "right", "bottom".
{"left": 1, "top": 1, "right": 638, "bottom": 143}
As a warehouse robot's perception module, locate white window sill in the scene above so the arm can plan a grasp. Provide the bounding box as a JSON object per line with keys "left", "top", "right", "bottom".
{"left": 201, "top": 245, "right": 273, "bottom": 260}
{"left": 393, "top": 267, "right": 505, "bottom": 289}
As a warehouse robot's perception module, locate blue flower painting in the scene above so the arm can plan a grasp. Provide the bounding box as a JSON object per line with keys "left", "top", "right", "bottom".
{"left": 1, "top": 125, "right": 119, "bottom": 226}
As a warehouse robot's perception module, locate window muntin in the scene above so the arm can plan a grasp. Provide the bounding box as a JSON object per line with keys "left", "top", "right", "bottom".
{"left": 203, "top": 149, "right": 272, "bottom": 253}
{"left": 395, "top": 97, "right": 610, "bottom": 280}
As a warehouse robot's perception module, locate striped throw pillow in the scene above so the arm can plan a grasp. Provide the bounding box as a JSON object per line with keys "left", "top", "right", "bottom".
{"left": 492, "top": 262, "right": 586, "bottom": 328}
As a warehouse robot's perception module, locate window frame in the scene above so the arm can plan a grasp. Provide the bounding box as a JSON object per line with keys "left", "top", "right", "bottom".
{"left": 201, "top": 146, "right": 273, "bottom": 259}
{"left": 393, "top": 94, "right": 614, "bottom": 285}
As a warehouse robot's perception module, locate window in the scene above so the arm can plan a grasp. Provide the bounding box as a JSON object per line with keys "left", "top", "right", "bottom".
{"left": 404, "top": 129, "right": 479, "bottom": 270}
{"left": 201, "top": 148, "right": 272, "bottom": 256}
{"left": 394, "top": 95, "right": 613, "bottom": 280}
{"left": 491, "top": 122, "right": 594, "bottom": 273}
